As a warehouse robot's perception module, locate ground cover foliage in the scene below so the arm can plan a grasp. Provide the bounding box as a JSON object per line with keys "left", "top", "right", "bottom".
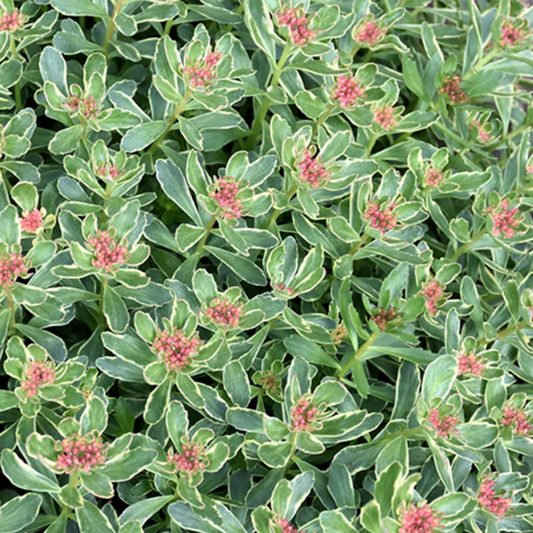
{"left": 1, "top": 0, "right": 533, "bottom": 531}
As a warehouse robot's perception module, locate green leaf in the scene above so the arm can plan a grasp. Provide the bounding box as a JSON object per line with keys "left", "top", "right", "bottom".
{"left": 103, "top": 285, "right": 129, "bottom": 333}
{"left": 121, "top": 121, "right": 167, "bottom": 153}
{"left": 76, "top": 501, "right": 116, "bottom": 533}
{"left": 206, "top": 246, "right": 267, "bottom": 286}
{"left": 0, "top": 205, "right": 19, "bottom": 246}
{"left": 51, "top": 0, "right": 109, "bottom": 17}
{"left": 80, "top": 470, "right": 114, "bottom": 498}
{"left": 59, "top": 484, "right": 84, "bottom": 509}
{"left": 503, "top": 280, "right": 520, "bottom": 323}
{"left": 422, "top": 355, "right": 458, "bottom": 406}
{"left": 0, "top": 493, "right": 42, "bottom": 533}
{"left": 101, "top": 448, "right": 157, "bottom": 482}
{"left": 320, "top": 510, "right": 358, "bottom": 533}
{"left": 144, "top": 378, "right": 172, "bottom": 424}
{"left": 118, "top": 496, "right": 174, "bottom": 526}
{"left": 223, "top": 361, "right": 251, "bottom": 407}
{"left": 1, "top": 450, "right": 59, "bottom": 493}
{"left": 49, "top": 125, "right": 84, "bottom": 155}
{"left": 166, "top": 400, "right": 189, "bottom": 450}
{"left": 81, "top": 396, "right": 108, "bottom": 434}
{"left": 284, "top": 335, "right": 341, "bottom": 369}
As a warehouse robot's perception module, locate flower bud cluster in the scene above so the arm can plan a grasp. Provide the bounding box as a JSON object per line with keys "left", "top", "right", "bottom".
{"left": 0, "top": 9, "right": 24, "bottom": 32}
{"left": 211, "top": 177, "right": 244, "bottom": 220}
{"left": 371, "top": 307, "right": 399, "bottom": 332}
{"left": 167, "top": 439, "right": 208, "bottom": 476}
{"left": 457, "top": 351, "right": 486, "bottom": 377}
{"left": 429, "top": 407, "right": 459, "bottom": 438}
{"left": 399, "top": 502, "right": 442, "bottom": 533}
{"left": 331, "top": 75, "right": 366, "bottom": 108}
{"left": 205, "top": 297, "right": 243, "bottom": 328}
{"left": 364, "top": 201, "right": 397, "bottom": 234}
{"left": 87, "top": 230, "right": 129, "bottom": 272}
{"left": 487, "top": 199, "right": 522, "bottom": 238}
{"left": 296, "top": 149, "right": 330, "bottom": 189}
{"left": 354, "top": 20, "right": 385, "bottom": 46}
{"left": 276, "top": 5, "right": 316, "bottom": 47}
{"left": 22, "top": 360, "right": 55, "bottom": 398}
{"left": 152, "top": 327, "right": 202, "bottom": 372}
{"left": 422, "top": 280, "right": 445, "bottom": 316}
{"left": 438, "top": 76, "right": 468, "bottom": 104}
{"left": 63, "top": 93, "right": 100, "bottom": 120}
{"left": 290, "top": 396, "right": 319, "bottom": 432}
{"left": 477, "top": 474, "right": 511, "bottom": 518}
{"left": 373, "top": 105, "right": 398, "bottom": 130}
{"left": 55, "top": 434, "right": 106, "bottom": 473}
{"left": 20, "top": 210, "right": 43, "bottom": 234}
{"left": 184, "top": 51, "right": 222, "bottom": 89}
{"left": 501, "top": 405, "right": 531, "bottom": 436}
{"left": 0, "top": 251, "right": 30, "bottom": 288}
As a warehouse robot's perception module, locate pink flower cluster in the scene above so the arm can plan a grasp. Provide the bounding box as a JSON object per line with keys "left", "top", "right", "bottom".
{"left": 97, "top": 163, "right": 121, "bottom": 180}
{"left": 211, "top": 177, "right": 244, "bottom": 220}
{"left": 500, "top": 21, "right": 526, "bottom": 48}
{"left": 487, "top": 199, "right": 522, "bottom": 238}
{"left": 87, "top": 230, "right": 129, "bottom": 272}
{"left": 152, "top": 327, "right": 202, "bottom": 372}
{"left": 501, "top": 405, "right": 531, "bottom": 436}
{"left": 423, "top": 168, "right": 445, "bottom": 188}
{"left": 291, "top": 396, "right": 318, "bottom": 432}
{"left": 167, "top": 440, "right": 208, "bottom": 476}
{"left": 332, "top": 323, "right": 349, "bottom": 345}
{"left": 354, "top": 20, "right": 385, "bottom": 46}
{"left": 276, "top": 5, "right": 316, "bottom": 47}
{"left": 63, "top": 94, "right": 100, "bottom": 120}
{"left": 470, "top": 120, "right": 492, "bottom": 143}
{"left": 0, "top": 9, "right": 24, "bottom": 32}
{"left": 0, "top": 252, "right": 29, "bottom": 288}
{"left": 374, "top": 105, "right": 398, "bottom": 130}
{"left": 438, "top": 76, "right": 468, "bottom": 104}
{"left": 371, "top": 307, "right": 399, "bottom": 332}
{"left": 22, "top": 360, "right": 56, "bottom": 398}
{"left": 276, "top": 517, "right": 303, "bottom": 533}
{"left": 399, "top": 503, "right": 442, "bottom": 533}
{"left": 457, "top": 351, "right": 485, "bottom": 377}
{"left": 331, "top": 75, "right": 366, "bottom": 108}
{"left": 205, "top": 297, "right": 243, "bottom": 328}
{"left": 477, "top": 474, "right": 512, "bottom": 518}
{"left": 422, "top": 280, "right": 445, "bottom": 316}
{"left": 55, "top": 434, "right": 106, "bottom": 473}
{"left": 184, "top": 51, "right": 222, "bottom": 89}
{"left": 364, "top": 201, "right": 397, "bottom": 234}
{"left": 273, "top": 282, "right": 294, "bottom": 296}
{"left": 260, "top": 371, "right": 280, "bottom": 393}
{"left": 20, "top": 210, "right": 43, "bottom": 234}
{"left": 429, "top": 407, "right": 459, "bottom": 438}
{"left": 296, "top": 149, "right": 330, "bottom": 189}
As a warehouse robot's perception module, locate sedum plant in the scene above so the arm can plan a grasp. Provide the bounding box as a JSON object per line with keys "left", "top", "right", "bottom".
{"left": 0, "top": 0, "right": 533, "bottom": 533}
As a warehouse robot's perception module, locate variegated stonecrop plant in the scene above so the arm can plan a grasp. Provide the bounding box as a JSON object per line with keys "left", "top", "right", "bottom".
{"left": 1, "top": 0, "right": 533, "bottom": 532}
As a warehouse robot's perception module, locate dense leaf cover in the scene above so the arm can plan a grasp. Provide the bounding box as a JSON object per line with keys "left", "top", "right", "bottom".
{"left": 0, "top": 0, "right": 533, "bottom": 532}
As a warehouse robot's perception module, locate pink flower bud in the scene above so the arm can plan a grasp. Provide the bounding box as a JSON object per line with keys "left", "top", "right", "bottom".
{"left": 296, "top": 149, "right": 331, "bottom": 189}
{"left": 211, "top": 176, "right": 244, "bottom": 220}
{"left": 364, "top": 201, "right": 398, "bottom": 234}
{"left": 470, "top": 120, "right": 492, "bottom": 143}
{"left": 167, "top": 438, "right": 209, "bottom": 476}
{"left": 354, "top": 20, "right": 386, "bottom": 46}
{"left": 422, "top": 280, "right": 446, "bottom": 316}
{"left": 487, "top": 199, "right": 523, "bottom": 238}
{"left": 332, "top": 323, "right": 349, "bottom": 345}
{"left": 290, "top": 396, "right": 319, "bottom": 432}
{"left": 22, "top": 360, "right": 56, "bottom": 398}
{"left": 260, "top": 370, "right": 281, "bottom": 394}
{"left": 399, "top": 502, "right": 442, "bottom": 533}
{"left": 273, "top": 282, "right": 294, "bottom": 297}
{"left": 331, "top": 75, "right": 366, "bottom": 108}
{"left": 371, "top": 307, "right": 400, "bottom": 332}
{"left": 477, "top": 474, "right": 512, "bottom": 518}
{"left": 500, "top": 20, "right": 527, "bottom": 48}
{"left": 373, "top": 105, "right": 398, "bottom": 130}
{"left": 87, "top": 230, "right": 129, "bottom": 272}
{"left": 501, "top": 405, "right": 531, "bottom": 436}
{"left": 55, "top": 434, "right": 106, "bottom": 473}
{"left": 20, "top": 209, "right": 43, "bottom": 234}
{"left": 62, "top": 94, "right": 100, "bottom": 120}
{"left": 205, "top": 297, "right": 243, "bottom": 329}
{"left": 457, "top": 351, "right": 486, "bottom": 377}
{"left": 0, "top": 9, "right": 25, "bottom": 32}
{"left": 423, "top": 167, "right": 445, "bottom": 188}
{"left": 97, "top": 163, "right": 122, "bottom": 180}
{"left": 184, "top": 50, "right": 222, "bottom": 89}
{"left": 429, "top": 407, "right": 459, "bottom": 438}
{"left": 0, "top": 252, "right": 30, "bottom": 288}
{"left": 276, "top": 5, "right": 316, "bottom": 47}
{"left": 275, "top": 517, "right": 303, "bottom": 533}
{"left": 152, "top": 327, "right": 203, "bottom": 372}
{"left": 438, "top": 76, "right": 468, "bottom": 104}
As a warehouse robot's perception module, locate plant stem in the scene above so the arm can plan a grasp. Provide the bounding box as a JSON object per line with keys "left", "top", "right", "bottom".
{"left": 263, "top": 185, "right": 298, "bottom": 229}
{"left": 336, "top": 331, "right": 378, "bottom": 379}
{"left": 312, "top": 103, "right": 335, "bottom": 138}
{"left": 5, "top": 288, "right": 16, "bottom": 335}
{"left": 99, "top": 277, "right": 108, "bottom": 320}
{"left": 479, "top": 321, "right": 528, "bottom": 346}
{"left": 163, "top": 18, "right": 174, "bottom": 36}
{"left": 10, "top": 36, "right": 21, "bottom": 110}
{"left": 349, "top": 234, "right": 370, "bottom": 256}
{"left": 463, "top": 47, "right": 499, "bottom": 80}
{"left": 148, "top": 89, "right": 193, "bottom": 155}
{"left": 449, "top": 228, "right": 486, "bottom": 262}
{"left": 246, "top": 42, "right": 292, "bottom": 149}
{"left": 194, "top": 216, "right": 217, "bottom": 258}
{"left": 103, "top": 0, "right": 125, "bottom": 57}
{"left": 365, "top": 133, "right": 378, "bottom": 157}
